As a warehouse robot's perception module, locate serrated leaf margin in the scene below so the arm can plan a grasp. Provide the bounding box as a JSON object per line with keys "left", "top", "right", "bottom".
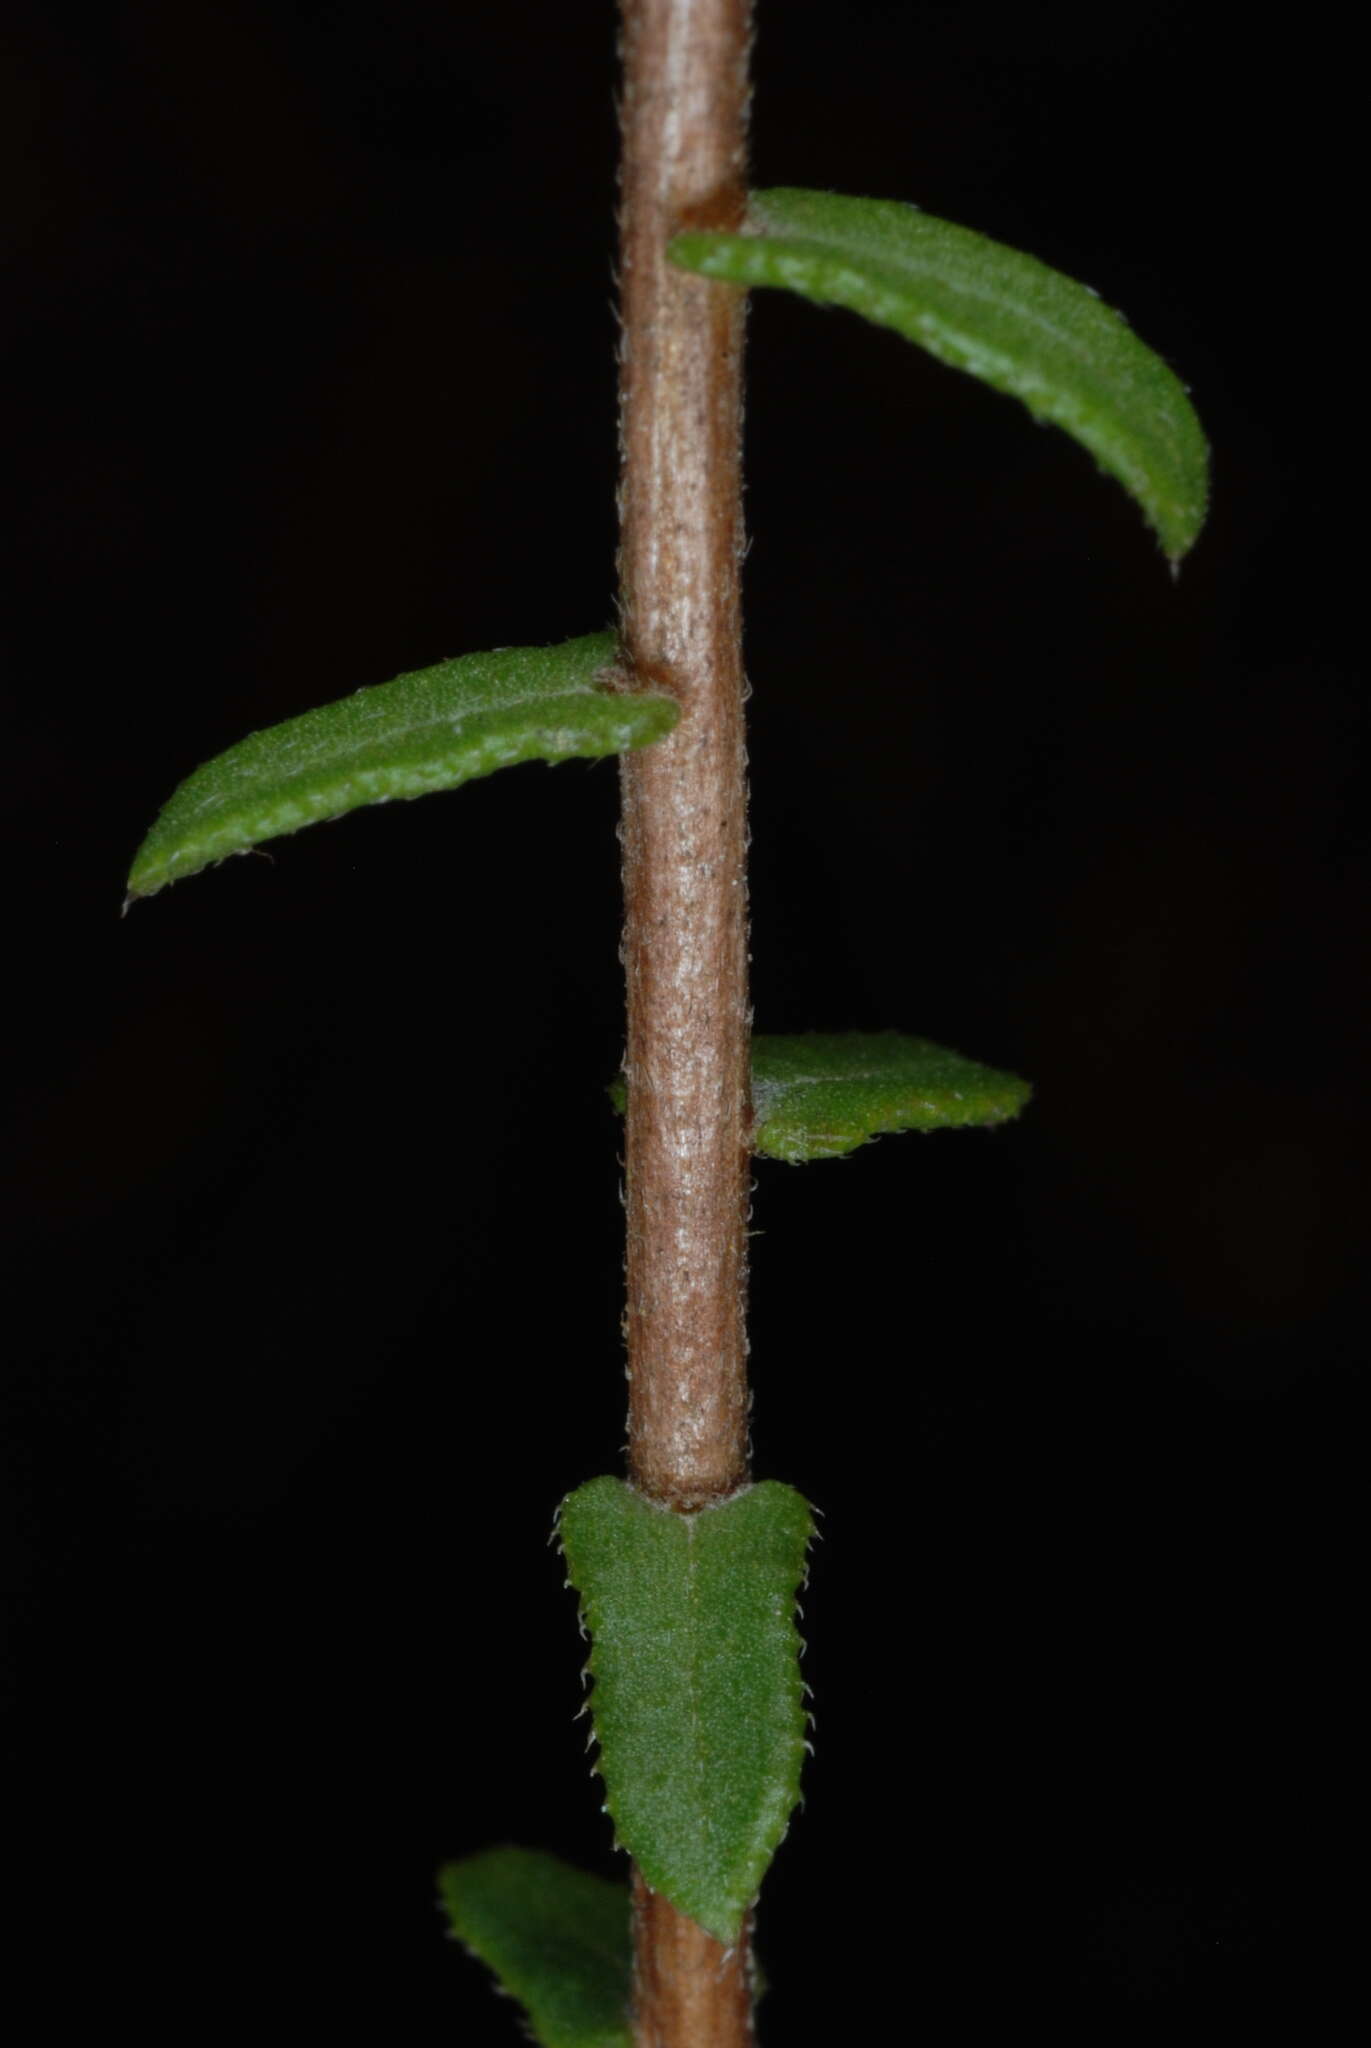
{"left": 558, "top": 1477, "right": 813, "bottom": 1945}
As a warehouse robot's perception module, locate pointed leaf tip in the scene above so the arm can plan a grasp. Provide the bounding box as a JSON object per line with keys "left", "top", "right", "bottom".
{"left": 669, "top": 186, "right": 1208, "bottom": 562}
{"left": 439, "top": 1847, "right": 631, "bottom": 2048}
{"left": 560, "top": 1477, "right": 813, "bottom": 1944}
{"left": 127, "top": 632, "right": 678, "bottom": 898}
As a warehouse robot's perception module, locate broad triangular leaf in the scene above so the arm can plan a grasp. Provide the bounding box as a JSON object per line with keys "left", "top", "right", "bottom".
{"left": 559, "top": 1478, "right": 812, "bottom": 1944}
{"left": 127, "top": 632, "right": 676, "bottom": 898}
{"left": 440, "top": 1847, "right": 631, "bottom": 2048}
{"left": 750, "top": 1032, "right": 1030, "bottom": 1161}
{"left": 669, "top": 186, "right": 1208, "bottom": 562}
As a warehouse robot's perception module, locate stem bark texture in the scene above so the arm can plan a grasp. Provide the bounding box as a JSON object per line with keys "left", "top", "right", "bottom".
{"left": 616, "top": 0, "right": 754, "bottom": 2040}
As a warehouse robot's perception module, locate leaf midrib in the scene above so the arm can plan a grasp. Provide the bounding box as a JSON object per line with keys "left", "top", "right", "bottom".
{"left": 745, "top": 196, "right": 1183, "bottom": 407}
{"left": 762, "top": 231, "right": 1119, "bottom": 380}
{"left": 203, "top": 678, "right": 630, "bottom": 787}
{"left": 757, "top": 1067, "right": 976, "bottom": 1093}
{"left": 680, "top": 1515, "right": 717, "bottom": 1897}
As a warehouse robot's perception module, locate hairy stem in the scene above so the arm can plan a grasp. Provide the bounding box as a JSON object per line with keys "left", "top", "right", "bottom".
{"left": 617, "top": 0, "right": 752, "bottom": 1513}
{"left": 631, "top": 1875, "right": 754, "bottom": 2048}
{"left": 616, "top": 0, "right": 754, "bottom": 2040}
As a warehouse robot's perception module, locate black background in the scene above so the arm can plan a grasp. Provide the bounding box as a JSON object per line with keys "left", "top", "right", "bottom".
{"left": 4, "top": 1, "right": 1363, "bottom": 2035}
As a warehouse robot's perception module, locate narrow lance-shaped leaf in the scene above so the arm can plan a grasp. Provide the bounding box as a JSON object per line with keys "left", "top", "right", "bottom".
{"left": 559, "top": 1478, "right": 813, "bottom": 1945}
{"left": 669, "top": 186, "right": 1208, "bottom": 563}
{"left": 610, "top": 1032, "right": 1030, "bottom": 1163}
{"left": 127, "top": 631, "right": 677, "bottom": 899}
{"left": 439, "top": 1847, "right": 631, "bottom": 2048}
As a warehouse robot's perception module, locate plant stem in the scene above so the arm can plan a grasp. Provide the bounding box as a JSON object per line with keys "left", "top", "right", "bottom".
{"left": 616, "top": 0, "right": 754, "bottom": 2040}
{"left": 617, "top": 0, "right": 752, "bottom": 1513}
{"left": 631, "top": 1875, "right": 754, "bottom": 2047}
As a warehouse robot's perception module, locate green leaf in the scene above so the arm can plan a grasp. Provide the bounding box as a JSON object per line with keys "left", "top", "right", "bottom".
{"left": 669, "top": 186, "right": 1208, "bottom": 562}
{"left": 559, "top": 1476, "right": 812, "bottom": 1945}
{"left": 127, "top": 632, "right": 677, "bottom": 899}
{"left": 750, "top": 1032, "right": 1030, "bottom": 1162}
{"left": 609, "top": 1032, "right": 1030, "bottom": 1163}
{"left": 439, "top": 1847, "right": 631, "bottom": 2048}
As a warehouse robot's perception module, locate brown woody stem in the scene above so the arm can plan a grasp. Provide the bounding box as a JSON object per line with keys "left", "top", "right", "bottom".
{"left": 631, "top": 1874, "right": 754, "bottom": 2048}
{"left": 616, "top": 0, "right": 755, "bottom": 2040}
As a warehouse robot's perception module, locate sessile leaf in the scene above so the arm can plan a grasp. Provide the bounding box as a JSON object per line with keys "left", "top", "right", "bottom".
{"left": 669, "top": 186, "right": 1208, "bottom": 562}
{"left": 439, "top": 1846, "right": 631, "bottom": 2048}
{"left": 559, "top": 1477, "right": 813, "bottom": 1945}
{"left": 126, "top": 632, "right": 676, "bottom": 899}
{"left": 611, "top": 1032, "right": 1030, "bottom": 1163}
{"left": 749, "top": 1031, "right": 1030, "bottom": 1162}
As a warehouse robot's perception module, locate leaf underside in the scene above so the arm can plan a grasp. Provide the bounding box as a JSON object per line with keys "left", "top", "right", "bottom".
{"left": 669, "top": 186, "right": 1208, "bottom": 562}
{"left": 610, "top": 1032, "right": 1030, "bottom": 1162}
{"left": 559, "top": 1478, "right": 813, "bottom": 1945}
{"left": 127, "top": 632, "right": 676, "bottom": 898}
{"left": 440, "top": 1847, "right": 631, "bottom": 2048}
